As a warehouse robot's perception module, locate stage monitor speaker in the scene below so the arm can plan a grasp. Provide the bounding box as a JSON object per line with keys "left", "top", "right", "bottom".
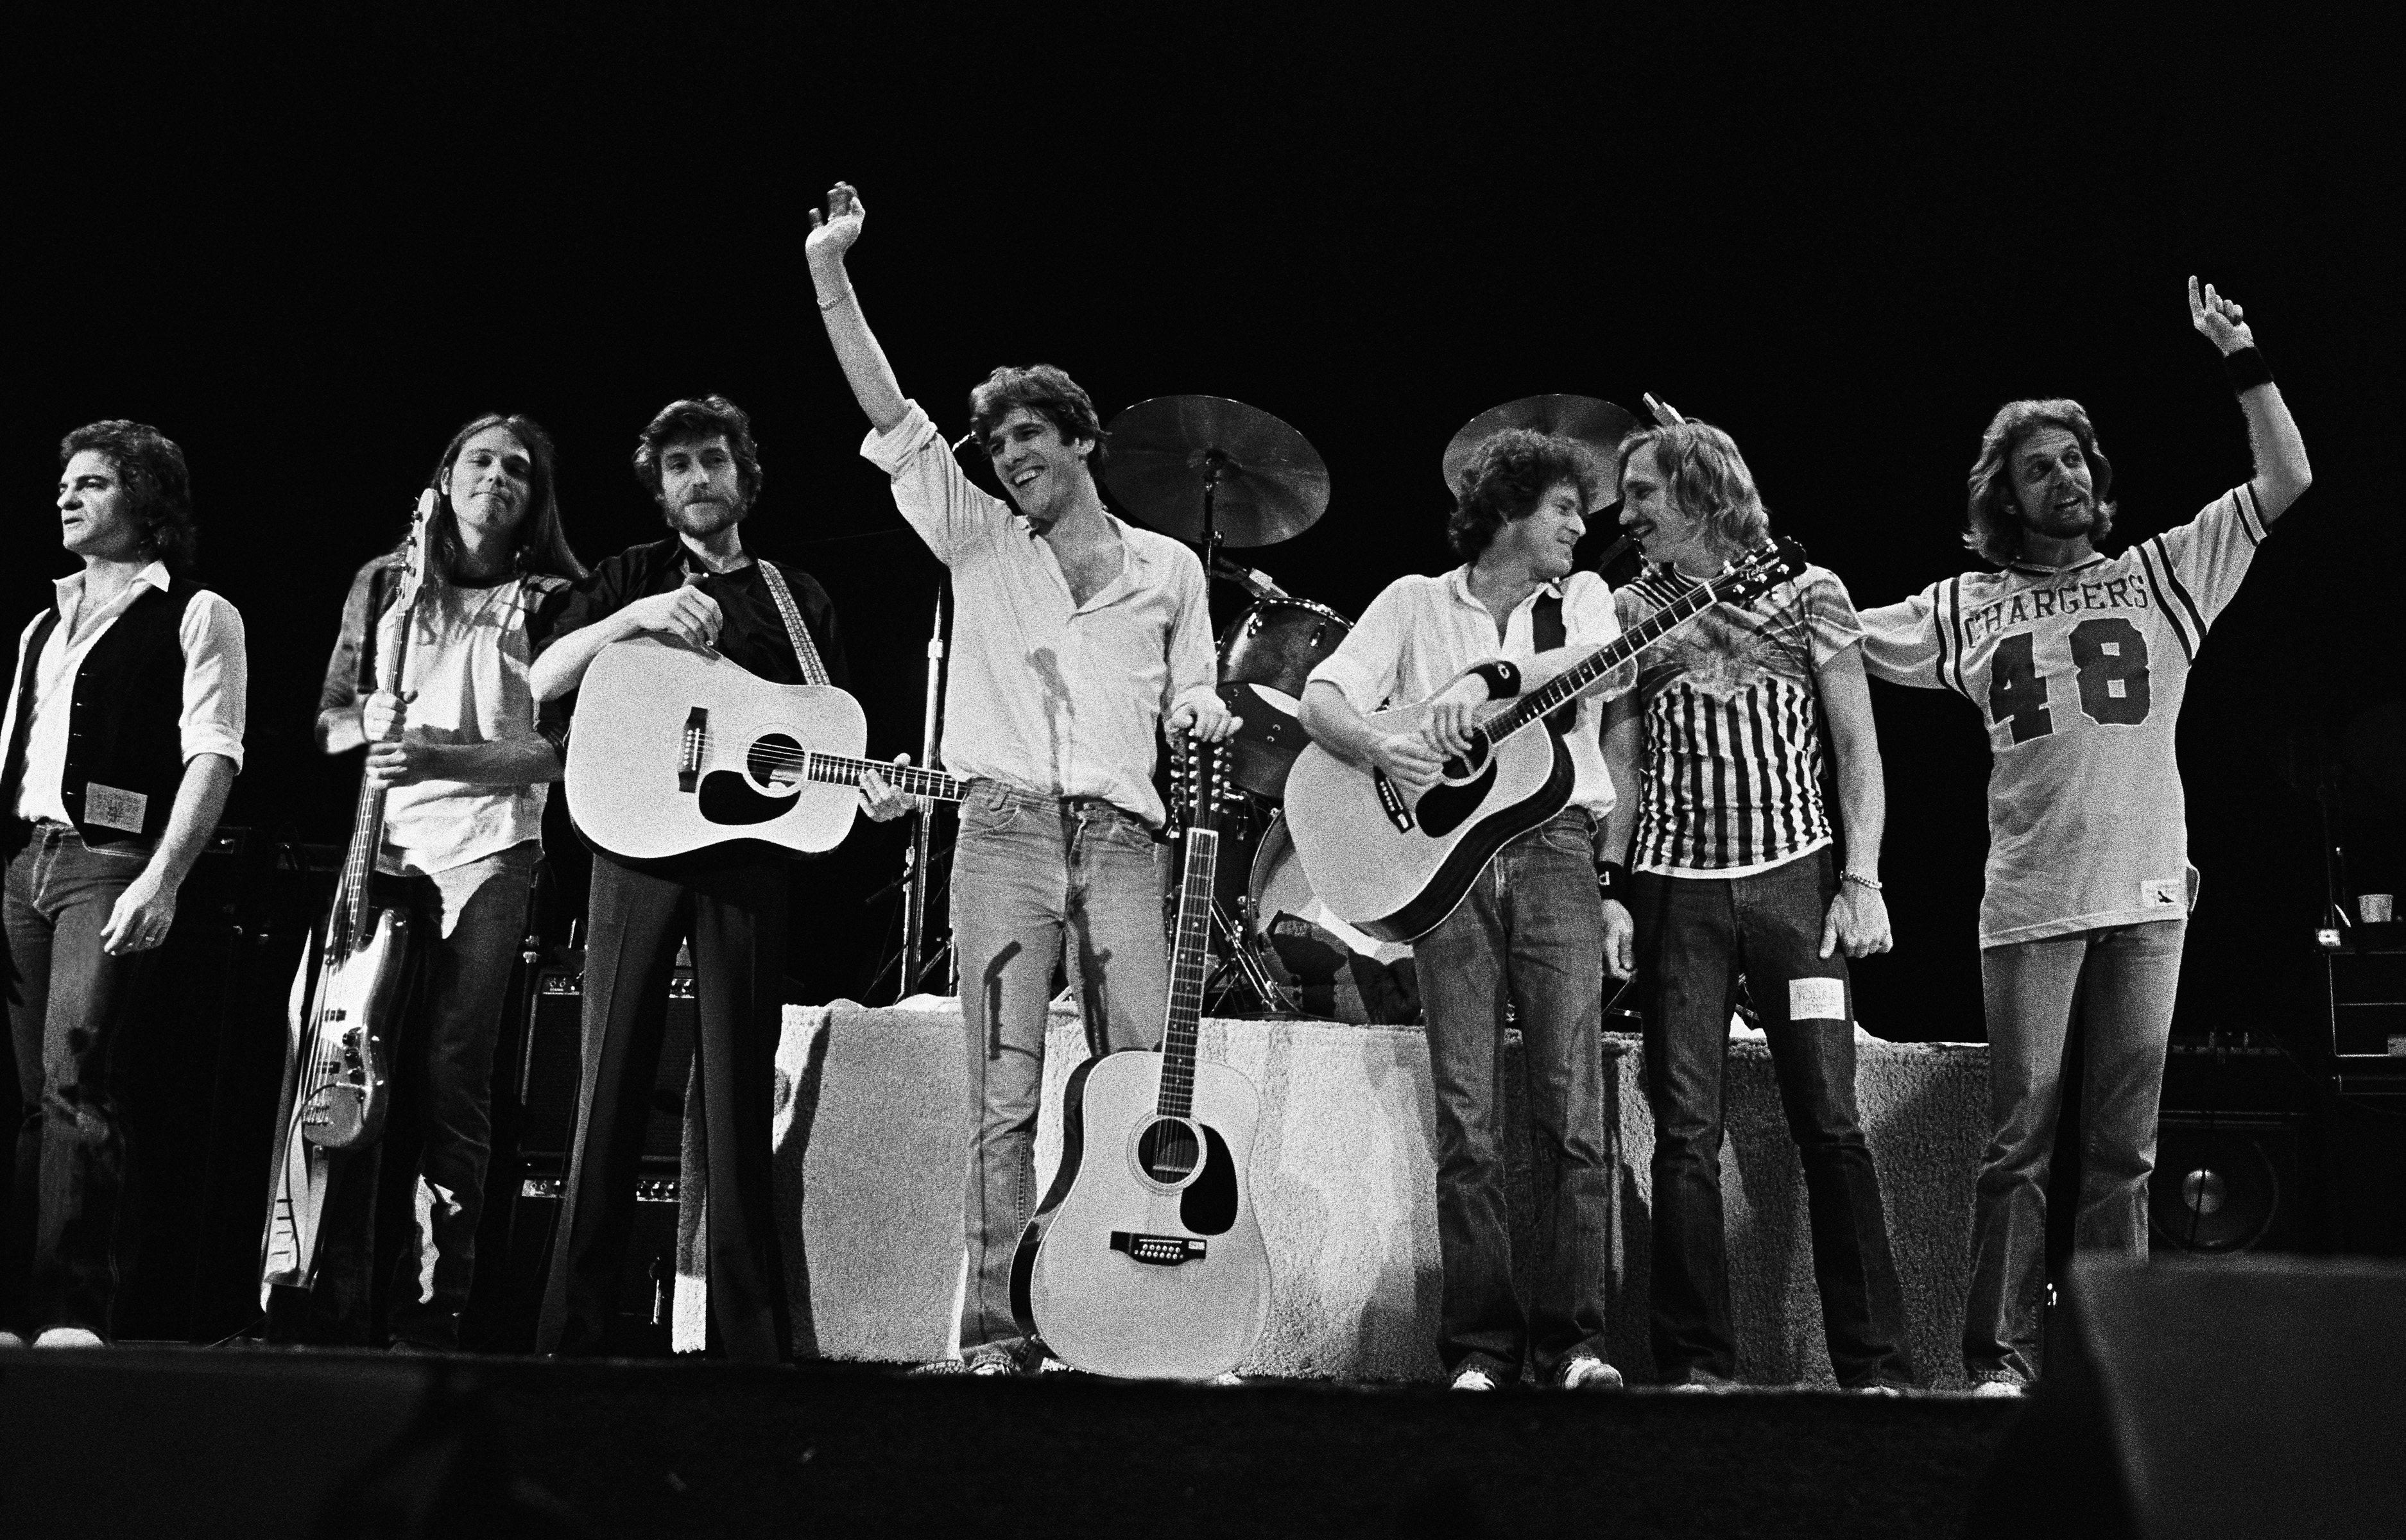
{"left": 0, "top": 1349, "right": 571, "bottom": 1534}
{"left": 1971, "top": 1254, "right": 2406, "bottom": 1540}
{"left": 2147, "top": 1113, "right": 2301, "bottom": 1254}
{"left": 516, "top": 959, "right": 696, "bottom": 1163}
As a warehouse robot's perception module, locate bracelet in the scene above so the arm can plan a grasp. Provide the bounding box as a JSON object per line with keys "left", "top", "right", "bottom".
{"left": 1840, "top": 869, "right": 1883, "bottom": 892}
{"left": 1596, "top": 860, "right": 1629, "bottom": 902}
{"left": 816, "top": 285, "right": 854, "bottom": 312}
{"left": 2221, "top": 346, "right": 2273, "bottom": 394}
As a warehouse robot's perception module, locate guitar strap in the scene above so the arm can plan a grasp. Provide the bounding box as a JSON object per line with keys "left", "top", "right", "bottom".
{"left": 1530, "top": 590, "right": 1580, "bottom": 736}
{"left": 752, "top": 560, "right": 832, "bottom": 687}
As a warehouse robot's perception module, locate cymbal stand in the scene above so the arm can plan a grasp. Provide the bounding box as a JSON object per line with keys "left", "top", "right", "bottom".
{"left": 1198, "top": 450, "right": 1227, "bottom": 581}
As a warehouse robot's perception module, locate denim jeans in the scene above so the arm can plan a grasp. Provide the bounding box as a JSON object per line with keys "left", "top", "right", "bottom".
{"left": 1629, "top": 848, "right": 1916, "bottom": 1388}
{"left": 1965, "top": 918, "right": 2185, "bottom": 1385}
{"left": 4, "top": 821, "right": 160, "bottom": 1338}
{"left": 303, "top": 841, "right": 537, "bottom": 1349}
{"left": 1414, "top": 810, "right": 1613, "bottom": 1382}
{"left": 950, "top": 781, "right": 1169, "bottom": 1358}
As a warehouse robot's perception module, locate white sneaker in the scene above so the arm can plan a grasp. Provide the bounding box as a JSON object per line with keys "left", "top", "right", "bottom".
{"left": 1556, "top": 1355, "right": 1625, "bottom": 1391}
{"left": 33, "top": 1326, "right": 104, "bottom": 1349}
{"left": 1449, "top": 1365, "right": 1498, "bottom": 1391}
{"left": 1970, "top": 1378, "right": 2027, "bottom": 1399}
{"left": 0, "top": 1330, "right": 26, "bottom": 1350}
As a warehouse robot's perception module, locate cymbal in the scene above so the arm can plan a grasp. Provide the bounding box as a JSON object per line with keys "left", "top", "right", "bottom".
{"left": 1101, "top": 395, "right": 1330, "bottom": 549}
{"left": 1440, "top": 394, "right": 1638, "bottom": 495}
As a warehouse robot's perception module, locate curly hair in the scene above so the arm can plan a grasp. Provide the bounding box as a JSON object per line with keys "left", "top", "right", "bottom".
{"left": 1612, "top": 421, "right": 1770, "bottom": 551}
{"left": 1446, "top": 428, "right": 1606, "bottom": 561}
{"left": 59, "top": 420, "right": 200, "bottom": 574}
{"left": 968, "top": 364, "right": 1109, "bottom": 471}
{"left": 1963, "top": 398, "right": 2117, "bottom": 567}
{"left": 421, "top": 412, "right": 587, "bottom": 584}
{"left": 633, "top": 395, "right": 764, "bottom": 511}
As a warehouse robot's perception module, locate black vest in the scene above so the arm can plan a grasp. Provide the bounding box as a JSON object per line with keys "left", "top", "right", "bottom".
{"left": 1, "top": 585, "right": 200, "bottom": 848}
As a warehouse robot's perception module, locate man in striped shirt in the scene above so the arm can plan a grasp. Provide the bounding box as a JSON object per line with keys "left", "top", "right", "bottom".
{"left": 1600, "top": 421, "right": 1916, "bottom": 1392}
{"left": 1857, "top": 278, "right": 2311, "bottom": 1396}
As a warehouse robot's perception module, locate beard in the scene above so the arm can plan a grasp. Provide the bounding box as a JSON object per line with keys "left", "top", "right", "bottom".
{"left": 2019, "top": 492, "right": 2100, "bottom": 542}
{"left": 662, "top": 488, "right": 750, "bottom": 538}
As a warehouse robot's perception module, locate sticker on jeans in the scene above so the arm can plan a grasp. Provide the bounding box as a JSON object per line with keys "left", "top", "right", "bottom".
{"left": 2140, "top": 878, "right": 2185, "bottom": 910}
{"left": 83, "top": 782, "right": 148, "bottom": 834}
{"left": 1789, "top": 977, "right": 1846, "bottom": 1022}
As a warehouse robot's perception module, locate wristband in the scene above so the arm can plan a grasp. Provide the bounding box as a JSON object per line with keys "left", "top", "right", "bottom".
{"left": 1467, "top": 660, "right": 1522, "bottom": 699}
{"left": 2221, "top": 346, "right": 2273, "bottom": 395}
{"left": 1840, "top": 869, "right": 1884, "bottom": 892}
{"left": 1596, "top": 860, "right": 1629, "bottom": 902}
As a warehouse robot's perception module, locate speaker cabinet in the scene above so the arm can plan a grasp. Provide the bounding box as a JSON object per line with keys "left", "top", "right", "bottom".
{"left": 499, "top": 1157, "right": 682, "bottom": 1355}
{"left": 2149, "top": 1113, "right": 2301, "bottom": 1254}
{"left": 515, "top": 959, "right": 696, "bottom": 1163}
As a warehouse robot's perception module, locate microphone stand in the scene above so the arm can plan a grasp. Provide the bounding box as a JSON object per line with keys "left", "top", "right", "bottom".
{"left": 898, "top": 583, "right": 949, "bottom": 1002}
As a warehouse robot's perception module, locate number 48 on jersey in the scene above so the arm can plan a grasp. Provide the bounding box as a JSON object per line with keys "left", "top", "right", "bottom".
{"left": 1986, "top": 618, "right": 2153, "bottom": 745}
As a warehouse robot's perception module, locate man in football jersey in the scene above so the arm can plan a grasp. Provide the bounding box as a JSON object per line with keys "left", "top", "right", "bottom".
{"left": 1857, "top": 278, "right": 2310, "bottom": 1394}
{"left": 1600, "top": 420, "right": 1917, "bottom": 1393}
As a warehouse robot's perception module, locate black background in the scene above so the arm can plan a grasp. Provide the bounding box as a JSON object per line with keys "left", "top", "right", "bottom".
{"left": 8, "top": 18, "right": 2398, "bottom": 1053}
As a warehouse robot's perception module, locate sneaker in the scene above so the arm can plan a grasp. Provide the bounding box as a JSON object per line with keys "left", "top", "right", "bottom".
{"left": 1662, "top": 1369, "right": 1737, "bottom": 1392}
{"left": 1555, "top": 1355, "right": 1625, "bottom": 1391}
{"left": 1970, "top": 1376, "right": 2028, "bottom": 1399}
{"left": 1449, "top": 1365, "right": 1499, "bottom": 1392}
{"left": 1849, "top": 1383, "right": 1906, "bottom": 1397}
{"left": 33, "top": 1326, "right": 104, "bottom": 1349}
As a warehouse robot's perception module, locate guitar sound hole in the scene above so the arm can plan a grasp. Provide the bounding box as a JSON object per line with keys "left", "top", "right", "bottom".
{"left": 746, "top": 733, "right": 804, "bottom": 789}
{"left": 1442, "top": 730, "right": 1491, "bottom": 783}
{"left": 1137, "top": 1118, "right": 1201, "bottom": 1185}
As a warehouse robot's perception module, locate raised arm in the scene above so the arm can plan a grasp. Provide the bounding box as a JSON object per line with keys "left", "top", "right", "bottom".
{"left": 807, "top": 182, "right": 909, "bottom": 435}
{"left": 2190, "top": 275, "right": 2311, "bottom": 523}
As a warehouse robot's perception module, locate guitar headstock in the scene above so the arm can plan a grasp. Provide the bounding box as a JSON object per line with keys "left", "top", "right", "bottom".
{"left": 394, "top": 488, "right": 438, "bottom": 610}
{"left": 1165, "top": 732, "right": 1236, "bottom": 837}
{"left": 1711, "top": 536, "right": 1808, "bottom": 610}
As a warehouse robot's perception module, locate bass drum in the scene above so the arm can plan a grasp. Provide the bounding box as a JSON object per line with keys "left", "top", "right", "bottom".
{"left": 1216, "top": 598, "right": 1351, "bottom": 801}
{"left": 1247, "top": 813, "right": 1413, "bottom": 968}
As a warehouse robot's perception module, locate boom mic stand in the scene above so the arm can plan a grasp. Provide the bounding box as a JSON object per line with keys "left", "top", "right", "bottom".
{"left": 898, "top": 582, "right": 950, "bottom": 1001}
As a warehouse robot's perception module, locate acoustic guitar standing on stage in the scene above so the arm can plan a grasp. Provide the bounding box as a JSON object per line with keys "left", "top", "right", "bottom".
{"left": 1010, "top": 734, "right": 1273, "bottom": 1379}
{"left": 564, "top": 635, "right": 965, "bottom": 861}
{"left": 1284, "top": 540, "right": 1806, "bottom": 943}
{"left": 261, "top": 491, "right": 435, "bottom": 1296}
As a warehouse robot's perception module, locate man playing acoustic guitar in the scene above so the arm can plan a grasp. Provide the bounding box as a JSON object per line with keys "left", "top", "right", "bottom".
{"left": 1298, "top": 428, "right": 1629, "bottom": 1392}
{"left": 806, "top": 180, "right": 1237, "bottom": 1376}
{"left": 528, "top": 395, "right": 907, "bottom": 1363}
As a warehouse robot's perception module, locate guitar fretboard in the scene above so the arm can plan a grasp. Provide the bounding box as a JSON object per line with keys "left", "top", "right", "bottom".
{"left": 798, "top": 753, "right": 968, "bottom": 803}
{"left": 1155, "top": 828, "right": 1217, "bottom": 1121}
{"left": 1481, "top": 576, "right": 1728, "bottom": 742}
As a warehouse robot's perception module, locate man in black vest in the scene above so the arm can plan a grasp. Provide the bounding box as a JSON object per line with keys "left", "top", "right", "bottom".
{"left": 528, "top": 395, "right": 904, "bottom": 1362}
{"left": 1, "top": 421, "right": 247, "bottom": 1349}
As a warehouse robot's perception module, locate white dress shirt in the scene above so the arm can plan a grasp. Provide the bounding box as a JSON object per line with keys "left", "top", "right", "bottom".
{"left": 3, "top": 562, "right": 248, "bottom": 825}
{"left": 861, "top": 401, "right": 1218, "bottom": 828}
{"left": 1309, "top": 566, "right": 1626, "bottom": 817}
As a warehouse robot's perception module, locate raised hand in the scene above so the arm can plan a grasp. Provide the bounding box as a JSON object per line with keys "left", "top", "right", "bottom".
{"left": 2188, "top": 275, "right": 2255, "bottom": 355}
{"left": 805, "top": 182, "right": 866, "bottom": 269}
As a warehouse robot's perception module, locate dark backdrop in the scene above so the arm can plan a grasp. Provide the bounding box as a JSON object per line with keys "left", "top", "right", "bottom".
{"left": 8, "top": 22, "right": 2397, "bottom": 1049}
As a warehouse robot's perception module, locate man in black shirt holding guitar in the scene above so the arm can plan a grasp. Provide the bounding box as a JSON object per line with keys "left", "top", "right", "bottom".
{"left": 528, "top": 395, "right": 905, "bottom": 1362}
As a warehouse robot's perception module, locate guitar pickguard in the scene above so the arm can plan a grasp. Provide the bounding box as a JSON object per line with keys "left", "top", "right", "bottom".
{"left": 1180, "top": 1125, "right": 1241, "bottom": 1236}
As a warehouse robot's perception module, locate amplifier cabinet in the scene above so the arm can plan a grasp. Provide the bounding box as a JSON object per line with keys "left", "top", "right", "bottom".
{"left": 516, "top": 963, "right": 696, "bottom": 1163}
{"left": 496, "top": 1156, "right": 682, "bottom": 1355}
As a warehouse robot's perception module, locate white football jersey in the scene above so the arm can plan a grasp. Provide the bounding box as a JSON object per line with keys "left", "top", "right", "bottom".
{"left": 1858, "top": 484, "right": 2269, "bottom": 946}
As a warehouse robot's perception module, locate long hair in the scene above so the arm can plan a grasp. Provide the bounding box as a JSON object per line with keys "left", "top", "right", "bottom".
{"left": 633, "top": 395, "right": 763, "bottom": 514}
{"left": 1613, "top": 421, "right": 1771, "bottom": 551}
{"left": 1447, "top": 428, "right": 1604, "bottom": 561}
{"left": 967, "top": 364, "right": 1110, "bottom": 472}
{"left": 1963, "top": 398, "right": 2117, "bottom": 567}
{"left": 420, "top": 412, "right": 586, "bottom": 583}
{"left": 59, "top": 420, "right": 199, "bottom": 575}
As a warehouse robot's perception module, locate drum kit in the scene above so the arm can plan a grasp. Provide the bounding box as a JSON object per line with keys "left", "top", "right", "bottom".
{"left": 1097, "top": 391, "right": 1637, "bottom": 1015}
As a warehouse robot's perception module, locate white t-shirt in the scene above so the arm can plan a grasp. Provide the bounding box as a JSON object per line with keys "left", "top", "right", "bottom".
{"left": 1857, "top": 484, "right": 2268, "bottom": 946}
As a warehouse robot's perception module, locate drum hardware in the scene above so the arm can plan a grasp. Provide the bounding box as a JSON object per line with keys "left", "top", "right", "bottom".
{"left": 1216, "top": 596, "right": 1354, "bottom": 801}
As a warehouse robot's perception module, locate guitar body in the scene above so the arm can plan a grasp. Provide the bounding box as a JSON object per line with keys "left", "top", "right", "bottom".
{"left": 1284, "top": 699, "right": 1574, "bottom": 943}
{"left": 1012, "top": 1050, "right": 1271, "bottom": 1380}
{"left": 567, "top": 635, "right": 868, "bottom": 860}
{"left": 298, "top": 905, "right": 409, "bottom": 1151}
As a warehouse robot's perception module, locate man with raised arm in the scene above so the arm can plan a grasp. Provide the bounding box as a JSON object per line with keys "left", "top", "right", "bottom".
{"left": 1857, "top": 279, "right": 2312, "bottom": 1396}
{"left": 805, "top": 180, "right": 1236, "bottom": 1376}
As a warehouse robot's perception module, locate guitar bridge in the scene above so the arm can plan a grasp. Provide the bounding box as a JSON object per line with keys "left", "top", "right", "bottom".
{"left": 1371, "top": 769, "right": 1415, "bottom": 834}
{"left": 678, "top": 707, "right": 707, "bottom": 793}
{"left": 1111, "top": 1231, "right": 1207, "bottom": 1267}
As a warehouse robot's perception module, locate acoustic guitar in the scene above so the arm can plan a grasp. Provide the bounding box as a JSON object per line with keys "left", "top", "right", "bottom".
{"left": 1009, "top": 733, "right": 1273, "bottom": 1379}
{"left": 1284, "top": 540, "right": 1805, "bottom": 942}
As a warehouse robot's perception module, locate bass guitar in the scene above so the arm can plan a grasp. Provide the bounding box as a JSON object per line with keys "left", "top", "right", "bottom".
{"left": 1284, "top": 540, "right": 1805, "bottom": 942}
{"left": 565, "top": 635, "right": 964, "bottom": 861}
{"left": 261, "top": 491, "right": 434, "bottom": 1295}
{"left": 1009, "top": 733, "right": 1273, "bottom": 1378}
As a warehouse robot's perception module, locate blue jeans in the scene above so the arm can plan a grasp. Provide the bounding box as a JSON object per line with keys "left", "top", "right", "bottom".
{"left": 1630, "top": 848, "right": 1916, "bottom": 1388}
{"left": 304, "top": 842, "right": 537, "bottom": 1349}
{"left": 1415, "top": 810, "right": 1613, "bottom": 1382}
{"left": 4, "top": 821, "right": 160, "bottom": 1338}
{"left": 950, "top": 782, "right": 1169, "bottom": 1357}
{"left": 1965, "top": 918, "right": 2185, "bottom": 1385}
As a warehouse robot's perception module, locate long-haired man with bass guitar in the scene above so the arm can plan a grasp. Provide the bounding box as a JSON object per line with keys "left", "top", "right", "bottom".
{"left": 806, "top": 181, "right": 1237, "bottom": 1375}
{"left": 1297, "top": 428, "right": 1629, "bottom": 1392}
{"left": 1856, "top": 280, "right": 2310, "bottom": 1396}
{"left": 3, "top": 422, "right": 246, "bottom": 1350}
{"left": 1599, "top": 420, "right": 1916, "bottom": 1392}
{"left": 277, "top": 413, "right": 586, "bottom": 1351}
{"left": 528, "top": 395, "right": 906, "bottom": 1364}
